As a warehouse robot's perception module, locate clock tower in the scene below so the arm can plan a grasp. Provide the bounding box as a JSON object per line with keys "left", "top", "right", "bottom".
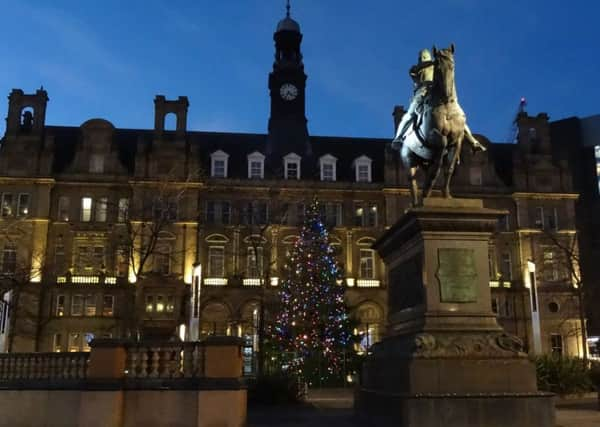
{"left": 267, "top": 3, "right": 309, "bottom": 162}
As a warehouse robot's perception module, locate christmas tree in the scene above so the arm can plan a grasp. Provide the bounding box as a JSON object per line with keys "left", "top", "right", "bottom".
{"left": 273, "top": 199, "right": 354, "bottom": 386}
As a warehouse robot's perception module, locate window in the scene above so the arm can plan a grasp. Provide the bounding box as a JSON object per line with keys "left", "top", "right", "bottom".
{"left": 498, "top": 214, "right": 509, "bottom": 231}
{"left": 153, "top": 243, "right": 171, "bottom": 274}
{"left": 546, "top": 208, "right": 558, "bottom": 231}
{"left": 469, "top": 166, "right": 482, "bottom": 185}
{"left": 210, "top": 150, "right": 229, "bottom": 178}
{"left": 283, "top": 203, "right": 305, "bottom": 226}
{"left": 71, "top": 295, "right": 83, "bottom": 316}
{"left": 117, "top": 198, "right": 129, "bottom": 222}
{"left": 102, "top": 295, "right": 114, "bottom": 316}
{"left": 488, "top": 246, "right": 496, "bottom": 279}
{"left": 320, "top": 202, "right": 342, "bottom": 228}
{"left": 353, "top": 156, "right": 372, "bottom": 183}
{"left": 550, "top": 334, "right": 563, "bottom": 356}
{"left": 246, "top": 247, "right": 264, "bottom": 278}
{"left": 56, "top": 295, "right": 66, "bottom": 317}
{"left": 145, "top": 295, "right": 154, "bottom": 313}
{"left": 166, "top": 295, "right": 175, "bottom": 313}
{"left": 543, "top": 248, "right": 559, "bottom": 281}
{"left": 354, "top": 203, "right": 378, "bottom": 227}
{"left": 116, "top": 246, "right": 128, "bottom": 277}
{"left": 242, "top": 201, "right": 269, "bottom": 225}
{"left": 53, "top": 333, "right": 62, "bottom": 352}
{"left": 81, "top": 197, "right": 93, "bottom": 222}
{"left": 17, "top": 193, "right": 30, "bottom": 217}
{"left": 360, "top": 249, "right": 375, "bottom": 279}
{"left": 95, "top": 197, "right": 108, "bottom": 222}
{"left": 85, "top": 295, "right": 97, "bottom": 316}
{"left": 58, "top": 196, "right": 70, "bottom": 221}
{"left": 208, "top": 247, "right": 225, "bottom": 277}
{"left": 491, "top": 296, "right": 499, "bottom": 315}
{"left": 500, "top": 252, "right": 512, "bottom": 280}
{"left": 1, "top": 244, "right": 16, "bottom": 275}
{"left": 156, "top": 295, "right": 165, "bottom": 313}
{"left": 319, "top": 154, "right": 337, "bottom": 181}
{"left": 75, "top": 245, "right": 105, "bottom": 274}
{"left": 534, "top": 207, "right": 544, "bottom": 229}
{"left": 1, "top": 193, "right": 13, "bottom": 217}
{"left": 152, "top": 198, "right": 178, "bottom": 221}
{"left": 284, "top": 153, "right": 301, "bottom": 180}
{"left": 247, "top": 151, "right": 265, "bottom": 179}
{"left": 89, "top": 154, "right": 104, "bottom": 173}
{"left": 205, "top": 201, "right": 231, "bottom": 225}
{"left": 68, "top": 332, "right": 81, "bottom": 352}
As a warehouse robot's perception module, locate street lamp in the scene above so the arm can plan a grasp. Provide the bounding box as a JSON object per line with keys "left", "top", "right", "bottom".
{"left": 526, "top": 260, "right": 542, "bottom": 354}
{"left": 188, "top": 263, "right": 202, "bottom": 341}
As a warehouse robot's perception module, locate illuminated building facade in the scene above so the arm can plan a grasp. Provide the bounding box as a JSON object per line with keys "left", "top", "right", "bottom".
{"left": 0, "top": 12, "right": 587, "bottom": 362}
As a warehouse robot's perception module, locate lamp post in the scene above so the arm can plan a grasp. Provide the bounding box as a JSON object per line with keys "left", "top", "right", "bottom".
{"left": 189, "top": 263, "right": 202, "bottom": 341}
{"left": 527, "top": 260, "right": 542, "bottom": 354}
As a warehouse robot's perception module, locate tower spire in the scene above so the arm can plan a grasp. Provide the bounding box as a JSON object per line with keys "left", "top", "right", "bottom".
{"left": 286, "top": 0, "right": 291, "bottom": 17}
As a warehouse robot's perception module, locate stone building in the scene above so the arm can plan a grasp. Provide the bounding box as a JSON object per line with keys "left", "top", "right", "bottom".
{"left": 0, "top": 11, "right": 586, "bottom": 366}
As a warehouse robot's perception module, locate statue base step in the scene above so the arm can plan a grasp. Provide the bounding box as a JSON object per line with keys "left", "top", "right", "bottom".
{"left": 355, "top": 389, "right": 555, "bottom": 427}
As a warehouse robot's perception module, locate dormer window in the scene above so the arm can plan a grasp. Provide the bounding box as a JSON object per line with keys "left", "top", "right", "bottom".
{"left": 353, "top": 155, "right": 372, "bottom": 183}
{"left": 210, "top": 150, "right": 229, "bottom": 178}
{"left": 284, "top": 153, "right": 301, "bottom": 180}
{"left": 319, "top": 154, "right": 337, "bottom": 182}
{"left": 247, "top": 151, "right": 265, "bottom": 179}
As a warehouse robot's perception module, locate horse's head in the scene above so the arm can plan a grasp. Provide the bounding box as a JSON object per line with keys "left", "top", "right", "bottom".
{"left": 432, "top": 44, "right": 456, "bottom": 101}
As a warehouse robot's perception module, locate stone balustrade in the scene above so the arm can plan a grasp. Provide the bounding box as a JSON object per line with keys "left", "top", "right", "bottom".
{"left": 0, "top": 352, "right": 89, "bottom": 380}
{"left": 125, "top": 341, "right": 205, "bottom": 379}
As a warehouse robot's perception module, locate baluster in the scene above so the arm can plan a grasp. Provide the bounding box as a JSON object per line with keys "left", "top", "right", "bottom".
{"left": 127, "top": 347, "right": 138, "bottom": 378}
{"left": 23, "top": 355, "right": 30, "bottom": 380}
{"left": 57, "top": 355, "right": 66, "bottom": 379}
{"left": 0, "top": 356, "right": 5, "bottom": 380}
{"left": 140, "top": 347, "right": 149, "bottom": 378}
{"left": 183, "top": 343, "right": 193, "bottom": 378}
{"left": 174, "top": 345, "right": 183, "bottom": 378}
{"left": 149, "top": 346, "right": 160, "bottom": 378}
{"left": 78, "top": 354, "right": 87, "bottom": 379}
{"left": 15, "top": 355, "right": 23, "bottom": 380}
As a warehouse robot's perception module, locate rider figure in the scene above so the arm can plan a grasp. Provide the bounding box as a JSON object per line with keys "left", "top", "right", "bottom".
{"left": 393, "top": 49, "right": 434, "bottom": 146}
{"left": 393, "top": 49, "right": 486, "bottom": 152}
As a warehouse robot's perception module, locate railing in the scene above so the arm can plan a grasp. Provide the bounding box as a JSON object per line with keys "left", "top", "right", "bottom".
{"left": 0, "top": 352, "right": 89, "bottom": 380}
{"left": 56, "top": 275, "right": 122, "bottom": 285}
{"left": 125, "top": 342, "right": 205, "bottom": 379}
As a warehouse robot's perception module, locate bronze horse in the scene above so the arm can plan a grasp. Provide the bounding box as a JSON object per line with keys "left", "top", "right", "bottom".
{"left": 396, "top": 44, "right": 470, "bottom": 206}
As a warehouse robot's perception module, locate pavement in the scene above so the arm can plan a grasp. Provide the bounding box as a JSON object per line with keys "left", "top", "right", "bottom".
{"left": 247, "top": 388, "right": 600, "bottom": 427}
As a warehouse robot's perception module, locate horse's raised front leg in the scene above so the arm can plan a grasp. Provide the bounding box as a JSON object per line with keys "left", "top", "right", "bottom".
{"left": 443, "top": 139, "right": 462, "bottom": 198}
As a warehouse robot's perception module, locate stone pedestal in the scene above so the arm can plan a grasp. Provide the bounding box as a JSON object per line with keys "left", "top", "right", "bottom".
{"left": 356, "top": 198, "right": 555, "bottom": 427}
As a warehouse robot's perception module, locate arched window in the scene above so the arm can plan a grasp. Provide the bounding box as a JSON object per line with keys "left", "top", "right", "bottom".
{"left": 200, "top": 302, "right": 231, "bottom": 337}
{"left": 355, "top": 302, "right": 383, "bottom": 354}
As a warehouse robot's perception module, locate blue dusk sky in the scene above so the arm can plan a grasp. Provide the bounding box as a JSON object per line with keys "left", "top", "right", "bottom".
{"left": 0, "top": 0, "right": 597, "bottom": 142}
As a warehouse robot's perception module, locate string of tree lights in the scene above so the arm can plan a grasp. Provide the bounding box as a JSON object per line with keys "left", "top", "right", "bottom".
{"left": 272, "top": 199, "right": 356, "bottom": 386}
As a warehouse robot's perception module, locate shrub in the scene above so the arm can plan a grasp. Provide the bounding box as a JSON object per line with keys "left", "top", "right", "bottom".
{"left": 534, "top": 354, "right": 594, "bottom": 395}
{"left": 247, "top": 373, "right": 304, "bottom": 405}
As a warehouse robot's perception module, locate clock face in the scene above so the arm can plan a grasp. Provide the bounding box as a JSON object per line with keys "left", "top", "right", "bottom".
{"left": 280, "top": 83, "right": 298, "bottom": 101}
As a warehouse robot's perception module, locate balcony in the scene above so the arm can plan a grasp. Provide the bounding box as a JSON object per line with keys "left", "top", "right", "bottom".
{"left": 56, "top": 275, "right": 124, "bottom": 285}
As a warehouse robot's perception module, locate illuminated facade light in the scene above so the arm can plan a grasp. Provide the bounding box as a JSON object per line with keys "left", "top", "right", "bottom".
{"left": 204, "top": 278, "right": 228, "bottom": 286}
{"left": 270, "top": 277, "right": 279, "bottom": 287}
{"left": 346, "top": 278, "right": 355, "bottom": 287}
{"left": 356, "top": 279, "right": 380, "bottom": 288}
{"left": 243, "top": 278, "right": 263, "bottom": 286}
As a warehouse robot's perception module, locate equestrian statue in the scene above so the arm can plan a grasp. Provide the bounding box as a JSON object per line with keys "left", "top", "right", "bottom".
{"left": 392, "top": 44, "right": 486, "bottom": 207}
